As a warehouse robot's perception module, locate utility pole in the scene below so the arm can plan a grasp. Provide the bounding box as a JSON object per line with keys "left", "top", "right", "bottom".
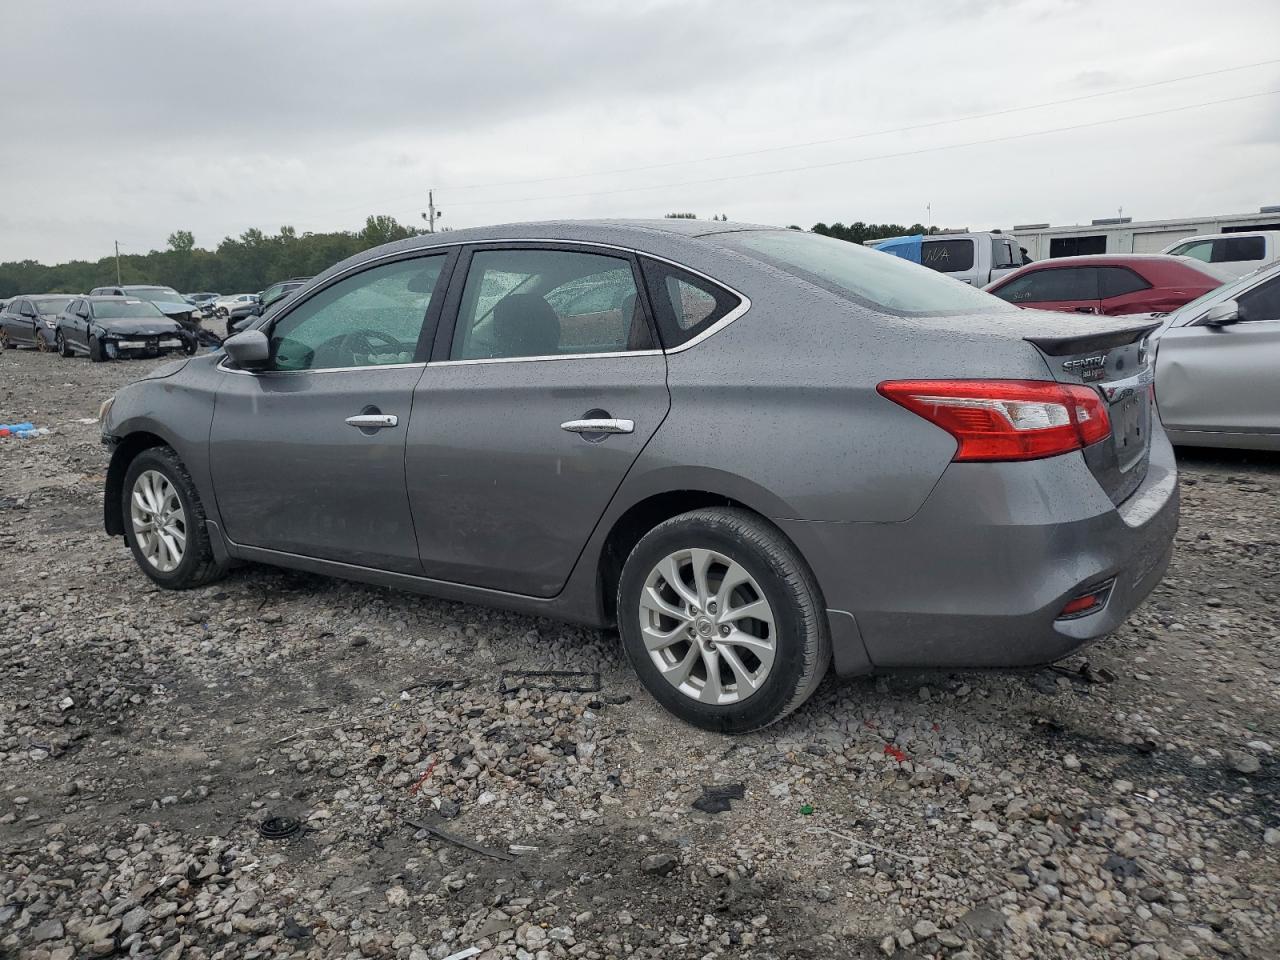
{"left": 926, "top": 203, "right": 932, "bottom": 229}
{"left": 114, "top": 241, "right": 122, "bottom": 285}
{"left": 421, "top": 190, "right": 443, "bottom": 234}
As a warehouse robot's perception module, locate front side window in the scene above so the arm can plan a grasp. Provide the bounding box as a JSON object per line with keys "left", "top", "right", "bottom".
{"left": 920, "top": 239, "right": 975, "bottom": 273}
{"left": 450, "top": 248, "right": 647, "bottom": 360}
{"left": 1237, "top": 275, "right": 1280, "bottom": 323}
{"left": 992, "top": 238, "right": 1017, "bottom": 269}
{"left": 721, "top": 230, "right": 1004, "bottom": 315}
{"left": 993, "top": 267, "right": 1098, "bottom": 303}
{"left": 1170, "top": 239, "right": 1213, "bottom": 262}
{"left": 268, "top": 256, "right": 444, "bottom": 371}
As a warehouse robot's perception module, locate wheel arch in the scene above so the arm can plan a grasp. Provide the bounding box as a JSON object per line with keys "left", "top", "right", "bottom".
{"left": 595, "top": 484, "right": 804, "bottom": 626}
{"left": 104, "top": 432, "right": 170, "bottom": 536}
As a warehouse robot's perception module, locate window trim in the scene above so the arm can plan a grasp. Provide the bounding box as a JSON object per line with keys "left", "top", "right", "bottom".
{"left": 222, "top": 248, "right": 459, "bottom": 376}
{"left": 426, "top": 240, "right": 747, "bottom": 366}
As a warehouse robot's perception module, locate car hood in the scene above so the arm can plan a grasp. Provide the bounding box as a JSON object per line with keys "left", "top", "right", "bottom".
{"left": 148, "top": 300, "right": 194, "bottom": 317}
{"left": 97, "top": 318, "right": 184, "bottom": 335}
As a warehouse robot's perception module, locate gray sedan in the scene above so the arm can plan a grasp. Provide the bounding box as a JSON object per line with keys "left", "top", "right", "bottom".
{"left": 1153, "top": 262, "right": 1280, "bottom": 450}
{"left": 0, "top": 294, "right": 75, "bottom": 350}
{"left": 98, "top": 220, "right": 1178, "bottom": 732}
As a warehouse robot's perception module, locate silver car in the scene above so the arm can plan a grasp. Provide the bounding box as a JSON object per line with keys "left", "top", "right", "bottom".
{"left": 99, "top": 221, "right": 1179, "bottom": 732}
{"left": 1153, "top": 262, "right": 1280, "bottom": 450}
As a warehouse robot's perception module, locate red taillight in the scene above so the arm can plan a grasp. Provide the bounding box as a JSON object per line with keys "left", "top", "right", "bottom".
{"left": 877, "top": 379, "right": 1111, "bottom": 462}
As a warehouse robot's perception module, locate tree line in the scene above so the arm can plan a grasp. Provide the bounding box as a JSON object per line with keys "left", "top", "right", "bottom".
{"left": 0, "top": 215, "right": 424, "bottom": 298}
{"left": 1, "top": 215, "right": 961, "bottom": 298}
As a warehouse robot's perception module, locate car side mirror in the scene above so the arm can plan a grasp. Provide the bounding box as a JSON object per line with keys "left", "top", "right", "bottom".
{"left": 223, "top": 329, "right": 270, "bottom": 369}
{"left": 1201, "top": 300, "right": 1239, "bottom": 327}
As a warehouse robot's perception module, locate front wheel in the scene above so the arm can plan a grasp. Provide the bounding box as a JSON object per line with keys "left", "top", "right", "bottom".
{"left": 56, "top": 330, "right": 73, "bottom": 357}
{"left": 122, "top": 446, "right": 227, "bottom": 589}
{"left": 0, "top": 329, "right": 11, "bottom": 349}
{"left": 617, "top": 508, "right": 830, "bottom": 733}
{"left": 35, "top": 331, "right": 51, "bottom": 353}
{"left": 88, "top": 335, "right": 105, "bottom": 362}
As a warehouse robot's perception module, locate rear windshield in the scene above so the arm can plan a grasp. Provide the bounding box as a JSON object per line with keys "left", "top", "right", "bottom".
{"left": 32, "top": 297, "right": 73, "bottom": 315}
{"left": 921, "top": 239, "right": 975, "bottom": 273}
{"left": 95, "top": 300, "right": 165, "bottom": 319}
{"left": 124, "top": 286, "right": 183, "bottom": 302}
{"left": 719, "top": 230, "right": 1010, "bottom": 314}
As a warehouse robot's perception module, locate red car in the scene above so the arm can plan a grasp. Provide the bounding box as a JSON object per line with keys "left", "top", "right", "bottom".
{"left": 985, "top": 254, "right": 1224, "bottom": 316}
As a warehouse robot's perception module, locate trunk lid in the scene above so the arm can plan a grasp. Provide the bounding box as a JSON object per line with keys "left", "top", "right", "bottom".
{"left": 1024, "top": 319, "right": 1159, "bottom": 505}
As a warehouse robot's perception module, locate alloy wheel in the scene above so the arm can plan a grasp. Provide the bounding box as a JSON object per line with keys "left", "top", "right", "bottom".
{"left": 35, "top": 332, "right": 50, "bottom": 352}
{"left": 639, "top": 548, "right": 777, "bottom": 705}
{"left": 130, "top": 470, "right": 187, "bottom": 573}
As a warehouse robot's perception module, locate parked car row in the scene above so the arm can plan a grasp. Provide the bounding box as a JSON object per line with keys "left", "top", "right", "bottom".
{"left": 1, "top": 294, "right": 197, "bottom": 360}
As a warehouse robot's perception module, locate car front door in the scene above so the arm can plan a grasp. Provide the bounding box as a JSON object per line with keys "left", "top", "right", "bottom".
{"left": 12, "top": 300, "right": 39, "bottom": 345}
{"left": 991, "top": 266, "right": 1102, "bottom": 314}
{"left": 406, "top": 243, "right": 670, "bottom": 597}
{"left": 208, "top": 252, "right": 452, "bottom": 573}
{"left": 1156, "top": 272, "right": 1280, "bottom": 439}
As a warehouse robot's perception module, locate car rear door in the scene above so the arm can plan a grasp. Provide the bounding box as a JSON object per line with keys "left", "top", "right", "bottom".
{"left": 991, "top": 266, "right": 1102, "bottom": 314}
{"left": 405, "top": 242, "right": 670, "bottom": 597}
{"left": 208, "top": 251, "right": 452, "bottom": 573}
{"left": 1097, "top": 266, "right": 1155, "bottom": 315}
{"left": 1155, "top": 272, "right": 1280, "bottom": 438}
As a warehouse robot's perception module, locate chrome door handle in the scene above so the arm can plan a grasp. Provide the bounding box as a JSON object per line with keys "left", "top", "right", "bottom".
{"left": 560, "top": 418, "right": 634, "bottom": 435}
{"left": 345, "top": 414, "right": 398, "bottom": 429}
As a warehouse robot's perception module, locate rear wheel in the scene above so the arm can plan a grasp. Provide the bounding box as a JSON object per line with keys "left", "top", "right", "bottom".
{"left": 56, "top": 330, "right": 73, "bottom": 357}
{"left": 617, "top": 508, "right": 830, "bottom": 733}
{"left": 122, "top": 446, "right": 226, "bottom": 589}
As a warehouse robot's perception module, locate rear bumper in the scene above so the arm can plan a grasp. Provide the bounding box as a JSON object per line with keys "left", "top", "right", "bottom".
{"left": 779, "top": 429, "right": 1180, "bottom": 674}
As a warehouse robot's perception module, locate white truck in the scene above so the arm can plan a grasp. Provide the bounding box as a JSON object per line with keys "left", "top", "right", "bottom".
{"left": 1159, "top": 231, "right": 1280, "bottom": 279}
{"left": 866, "top": 232, "right": 1028, "bottom": 286}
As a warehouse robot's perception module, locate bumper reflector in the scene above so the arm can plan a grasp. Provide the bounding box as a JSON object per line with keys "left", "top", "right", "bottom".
{"left": 1056, "top": 580, "right": 1115, "bottom": 620}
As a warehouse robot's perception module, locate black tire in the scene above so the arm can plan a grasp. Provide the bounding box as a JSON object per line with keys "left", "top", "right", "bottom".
{"left": 56, "top": 330, "right": 73, "bottom": 358}
{"left": 35, "top": 331, "right": 51, "bottom": 353}
{"left": 121, "top": 446, "right": 227, "bottom": 590}
{"left": 0, "top": 329, "right": 11, "bottom": 349}
{"left": 88, "top": 334, "right": 105, "bottom": 362}
{"left": 617, "top": 507, "right": 831, "bottom": 734}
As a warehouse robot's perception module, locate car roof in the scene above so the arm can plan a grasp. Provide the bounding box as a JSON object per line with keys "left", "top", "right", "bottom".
{"left": 1167, "top": 230, "right": 1280, "bottom": 242}
{"left": 86, "top": 295, "right": 159, "bottom": 303}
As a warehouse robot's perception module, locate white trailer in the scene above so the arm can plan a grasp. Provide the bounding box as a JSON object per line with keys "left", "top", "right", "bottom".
{"left": 1010, "top": 206, "right": 1280, "bottom": 261}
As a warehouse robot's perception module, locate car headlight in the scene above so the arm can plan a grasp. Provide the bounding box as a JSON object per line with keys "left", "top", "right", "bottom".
{"left": 43, "top": 319, "right": 57, "bottom": 328}
{"left": 98, "top": 396, "right": 115, "bottom": 426}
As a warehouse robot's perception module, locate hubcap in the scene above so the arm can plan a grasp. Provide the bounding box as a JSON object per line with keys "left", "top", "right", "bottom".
{"left": 130, "top": 470, "right": 187, "bottom": 573}
{"left": 639, "top": 548, "right": 777, "bottom": 705}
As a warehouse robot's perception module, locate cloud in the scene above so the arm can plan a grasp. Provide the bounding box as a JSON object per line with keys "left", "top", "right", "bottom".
{"left": 2, "top": 0, "right": 1278, "bottom": 263}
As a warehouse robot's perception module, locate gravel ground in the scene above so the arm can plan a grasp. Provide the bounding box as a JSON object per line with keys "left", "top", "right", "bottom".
{"left": 2, "top": 348, "right": 1278, "bottom": 960}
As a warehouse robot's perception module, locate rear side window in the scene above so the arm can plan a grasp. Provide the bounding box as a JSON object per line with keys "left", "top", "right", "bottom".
{"left": 921, "top": 239, "right": 975, "bottom": 273}
{"left": 640, "top": 259, "right": 740, "bottom": 346}
{"left": 451, "top": 248, "right": 651, "bottom": 360}
{"left": 1220, "top": 236, "right": 1265, "bottom": 262}
{"left": 993, "top": 267, "right": 1099, "bottom": 303}
{"left": 1171, "top": 240, "right": 1213, "bottom": 262}
{"left": 1098, "top": 267, "right": 1151, "bottom": 299}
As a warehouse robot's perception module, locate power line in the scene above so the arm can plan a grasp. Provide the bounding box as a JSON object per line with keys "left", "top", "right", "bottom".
{"left": 436, "top": 58, "right": 1280, "bottom": 193}
{"left": 439, "top": 88, "right": 1280, "bottom": 208}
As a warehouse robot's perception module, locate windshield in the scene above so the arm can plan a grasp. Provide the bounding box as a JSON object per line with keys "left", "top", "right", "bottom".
{"left": 718, "top": 230, "right": 1012, "bottom": 314}
{"left": 31, "top": 297, "right": 73, "bottom": 315}
{"left": 94, "top": 300, "right": 166, "bottom": 319}
{"left": 124, "top": 286, "right": 184, "bottom": 303}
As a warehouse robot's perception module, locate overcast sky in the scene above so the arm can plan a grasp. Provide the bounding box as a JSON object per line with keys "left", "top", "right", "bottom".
{"left": 4, "top": 0, "right": 1278, "bottom": 264}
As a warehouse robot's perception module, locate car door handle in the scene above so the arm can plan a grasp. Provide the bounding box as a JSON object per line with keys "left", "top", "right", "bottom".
{"left": 560, "top": 418, "right": 634, "bottom": 435}
{"left": 345, "top": 414, "right": 398, "bottom": 429}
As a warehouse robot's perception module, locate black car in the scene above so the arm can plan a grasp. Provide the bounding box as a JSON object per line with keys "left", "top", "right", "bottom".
{"left": 56, "top": 296, "right": 194, "bottom": 361}
{"left": 90, "top": 284, "right": 223, "bottom": 347}
{"left": 0, "top": 294, "right": 76, "bottom": 350}
{"left": 227, "top": 277, "right": 311, "bottom": 332}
